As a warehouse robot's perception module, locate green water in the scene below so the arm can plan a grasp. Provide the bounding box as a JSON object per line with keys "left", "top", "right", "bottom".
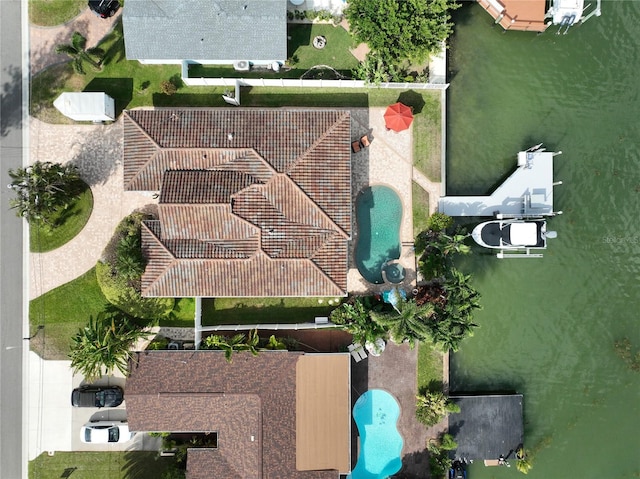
{"left": 447, "top": 2, "right": 640, "bottom": 478}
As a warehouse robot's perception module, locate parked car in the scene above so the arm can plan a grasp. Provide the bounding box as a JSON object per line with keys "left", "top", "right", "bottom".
{"left": 88, "top": 0, "right": 120, "bottom": 18}
{"left": 80, "top": 421, "right": 134, "bottom": 444}
{"left": 71, "top": 385, "right": 124, "bottom": 408}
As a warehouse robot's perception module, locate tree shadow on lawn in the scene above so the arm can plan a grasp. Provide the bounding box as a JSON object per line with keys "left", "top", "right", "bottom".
{"left": 84, "top": 77, "right": 133, "bottom": 117}
{"left": 239, "top": 90, "right": 369, "bottom": 108}
{"left": 397, "top": 90, "right": 427, "bottom": 115}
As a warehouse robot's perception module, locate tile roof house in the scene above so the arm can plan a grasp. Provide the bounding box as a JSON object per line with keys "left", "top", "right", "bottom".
{"left": 123, "top": 108, "right": 352, "bottom": 298}
{"left": 126, "top": 351, "right": 351, "bottom": 478}
{"left": 122, "top": 0, "right": 287, "bottom": 66}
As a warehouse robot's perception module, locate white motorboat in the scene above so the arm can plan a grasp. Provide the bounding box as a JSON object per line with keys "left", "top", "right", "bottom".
{"left": 471, "top": 218, "right": 557, "bottom": 258}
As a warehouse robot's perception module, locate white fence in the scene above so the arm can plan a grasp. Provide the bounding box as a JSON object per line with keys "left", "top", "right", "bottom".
{"left": 180, "top": 63, "right": 448, "bottom": 90}
{"left": 199, "top": 322, "right": 339, "bottom": 332}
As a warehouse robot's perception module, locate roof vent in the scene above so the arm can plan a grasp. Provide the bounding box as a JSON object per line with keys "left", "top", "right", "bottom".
{"left": 233, "top": 60, "right": 250, "bottom": 71}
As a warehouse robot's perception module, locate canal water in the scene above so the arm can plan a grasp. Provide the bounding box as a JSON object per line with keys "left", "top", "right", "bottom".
{"left": 446, "top": 1, "right": 640, "bottom": 478}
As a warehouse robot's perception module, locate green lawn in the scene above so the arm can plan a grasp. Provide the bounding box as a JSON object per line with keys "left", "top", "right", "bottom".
{"left": 188, "top": 23, "right": 359, "bottom": 80}
{"left": 29, "top": 0, "right": 86, "bottom": 26}
{"left": 412, "top": 181, "right": 431, "bottom": 237}
{"left": 201, "top": 297, "right": 341, "bottom": 326}
{"left": 30, "top": 268, "right": 196, "bottom": 359}
{"left": 417, "top": 341, "right": 444, "bottom": 392}
{"left": 29, "top": 451, "right": 180, "bottom": 479}
{"left": 411, "top": 90, "right": 442, "bottom": 182}
{"left": 30, "top": 181, "right": 93, "bottom": 253}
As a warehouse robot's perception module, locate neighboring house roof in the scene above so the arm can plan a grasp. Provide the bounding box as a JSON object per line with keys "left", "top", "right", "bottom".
{"left": 449, "top": 394, "right": 524, "bottom": 461}
{"left": 122, "top": 0, "right": 287, "bottom": 62}
{"left": 123, "top": 108, "right": 352, "bottom": 298}
{"left": 125, "top": 351, "right": 351, "bottom": 479}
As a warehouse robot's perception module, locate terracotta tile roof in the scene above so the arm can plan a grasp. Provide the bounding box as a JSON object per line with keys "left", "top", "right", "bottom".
{"left": 124, "top": 109, "right": 352, "bottom": 297}
{"left": 125, "top": 351, "right": 342, "bottom": 479}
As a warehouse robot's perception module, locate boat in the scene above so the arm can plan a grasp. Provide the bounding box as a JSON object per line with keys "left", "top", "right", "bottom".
{"left": 471, "top": 218, "right": 556, "bottom": 259}
{"left": 449, "top": 460, "right": 467, "bottom": 479}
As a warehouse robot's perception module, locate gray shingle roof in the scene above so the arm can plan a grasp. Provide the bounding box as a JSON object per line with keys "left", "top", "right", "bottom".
{"left": 123, "top": 0, "right": 287, "bottom": 62}
{"left": 449, "top": 394, "right": 524, "bottom": 461}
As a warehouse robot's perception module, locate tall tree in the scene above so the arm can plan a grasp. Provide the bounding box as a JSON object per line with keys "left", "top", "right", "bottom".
{"left": 8, "top": 161, "right": 80, "bottom": 225}
{"left": 69, "top": 311, "right": 152, "bottom": 381}
{"left": 371, "top": 298, "right": 435, "bottom": 347}
{"left": 55, "top": 31, "right": 103, "bottom": 74}
{"left": 345, "top": 0, "right": 459, "bottom": 63}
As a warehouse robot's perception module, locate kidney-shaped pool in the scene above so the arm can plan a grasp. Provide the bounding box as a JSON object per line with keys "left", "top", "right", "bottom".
{"left": 355, "top": 186, "right": 403, "bottom": 284}
{"left": 348, "top": 389, "right": 403, "bottom": 479}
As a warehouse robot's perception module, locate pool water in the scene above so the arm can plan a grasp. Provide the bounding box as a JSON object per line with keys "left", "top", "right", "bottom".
{"left": 349, "top": 389, "right": 403, "bottom": 479}
{"left": 355, "top": 186, "right": 403, "bottom": 284}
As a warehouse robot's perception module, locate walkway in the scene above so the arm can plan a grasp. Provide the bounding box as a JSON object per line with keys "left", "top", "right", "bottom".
{"left": 30, "top": 8, "right": 121, "bottom": 75}
{"left": 28, "top": 117, "right": 154, "bottom": 300}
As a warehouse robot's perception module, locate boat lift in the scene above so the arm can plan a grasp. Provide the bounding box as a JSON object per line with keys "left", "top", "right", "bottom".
{"left": 546, "top": 0, "right": 602, "bottom": 35}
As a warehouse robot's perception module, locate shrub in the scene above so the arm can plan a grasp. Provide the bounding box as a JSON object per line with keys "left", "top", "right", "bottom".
{"left": 160, "top": 80, "right": 177, "bottom": 96}
{"left": 427, "top": 212, "right": 453, "bottom": 233}
{"left": 415, "top": 390, "right": 460, "bottom": 427}
{"left": 96, "top": 261, "right": 174, "bottom": 320}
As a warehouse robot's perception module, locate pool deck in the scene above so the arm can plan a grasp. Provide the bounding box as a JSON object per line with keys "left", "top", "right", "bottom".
{"left": 351, "top": 342, "right": 447, "bottom": 478}
{"left": 348, "top": 108, "right": 420, "bottom": 296}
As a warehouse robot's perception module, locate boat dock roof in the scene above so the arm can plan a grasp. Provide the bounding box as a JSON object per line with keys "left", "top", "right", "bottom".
{"left": 449, "top": 394, "right": 524, "bottom": 461}
{"left": 477, "top": 0, "right": 548, "bottom": 32}
{"left": 439, "top": 149, "right": 559, "bottom": 217}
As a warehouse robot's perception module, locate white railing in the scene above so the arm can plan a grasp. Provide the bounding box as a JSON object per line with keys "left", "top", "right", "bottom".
{"left": 199, "top": 322, "right": 338, "bottom": 332}
{"left": 183, "top": 76, "right": 449, "bottom": 90}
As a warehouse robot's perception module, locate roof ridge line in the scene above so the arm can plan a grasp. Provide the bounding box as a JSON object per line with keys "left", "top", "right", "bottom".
{"left": 124, "top": 111, "right": 163, "bottom": 191}
{"left": 140, "top": 221, "right": 178, "bottom": 297}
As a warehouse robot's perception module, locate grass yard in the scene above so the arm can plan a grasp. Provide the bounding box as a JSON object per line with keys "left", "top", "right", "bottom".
{"left": 30, "top": 268, "right": 196, "bottom": 359}
{"left": 30, "top": 181, "right": 93, "bottom": 253}
{"left": 29, "top": 0, "right": 86, "bottom": 26}
{"left": 201, "top": 297, "right": 342, "bottom": 326}
{"left": 188, "top": 23, "right": 359, "bottom": 80}
{"left": 417, "top": 341, "right": 444, "bottom": 392}
{"left": 29, "top": 451, "right": 180, "bottom": 479}
{"left": 412, "top": 182, "right": 431, "bottom": 237}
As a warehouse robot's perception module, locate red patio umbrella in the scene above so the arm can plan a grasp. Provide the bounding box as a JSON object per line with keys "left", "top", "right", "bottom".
{"left": 384, "top": 102, "right": 414, "bottom": 132}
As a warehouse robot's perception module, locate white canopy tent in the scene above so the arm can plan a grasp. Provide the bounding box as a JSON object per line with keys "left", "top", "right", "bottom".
{"left": 53, "top": 92, "right": 115, "bottom": 122}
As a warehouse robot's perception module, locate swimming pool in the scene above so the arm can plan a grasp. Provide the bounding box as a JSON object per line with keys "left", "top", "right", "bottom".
{"left": 348, "top": 389, "right": 403, "bottom": 479}
{"left": 355, "top": 186, "right": 403, "bottom": 284}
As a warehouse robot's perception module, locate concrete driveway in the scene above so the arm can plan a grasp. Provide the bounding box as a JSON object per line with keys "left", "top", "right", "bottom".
{"left": 27, "top": 352, "right": 160, "bottom": 459}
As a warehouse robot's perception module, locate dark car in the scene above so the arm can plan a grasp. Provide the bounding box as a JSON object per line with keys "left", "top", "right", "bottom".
{"left": 88, "top": 0, "right": 120, "bottom": 19}
{"left": 71, "top": 385, "right": 124, "bottom": 408}
{"left": 449, "top": 460, "right": 467, "bottom": 479}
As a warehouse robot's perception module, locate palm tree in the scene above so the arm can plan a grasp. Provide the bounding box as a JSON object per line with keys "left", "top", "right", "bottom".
{"left": 371, "top": 298, "right": 434, "bottom": 347}
{"left": 8, "top": 161, "right": 80, "bottom": 225}
{"left": 201, "top": 329, "right": 260, "bottom": 362}
{"left": 415, "top": 390, "right": 460, "bottom": 426}
{"left": 426, "top": 268, "right": 481, "bottom": 352}
{"left": 69, "top": 312, "right": 152, "bottom": 381}
{"left": 55, "top": 32, "right": 103, "bottom": 74}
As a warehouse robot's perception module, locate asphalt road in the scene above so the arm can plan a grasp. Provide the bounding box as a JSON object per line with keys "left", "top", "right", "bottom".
{"left": 0, "top": 0, "right": 27, "bottom": 478}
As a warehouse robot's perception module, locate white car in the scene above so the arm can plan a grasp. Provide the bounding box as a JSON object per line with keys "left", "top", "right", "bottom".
{"left": 80, "top": 421, "right": 135, "bottom": 444}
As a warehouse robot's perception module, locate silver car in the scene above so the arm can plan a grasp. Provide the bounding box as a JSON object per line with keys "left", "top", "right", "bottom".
{"left": 80, "top": 421, "right": 134, "bottom": 444}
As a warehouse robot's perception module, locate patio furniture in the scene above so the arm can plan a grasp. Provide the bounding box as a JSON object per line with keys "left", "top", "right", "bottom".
{"left": 315, "top": 316, "right": 329, "bottom": 325}
{"left": 351, "top": 140, "right": 362, "bottom": 153}
{"left": 348, "top": 343, "right": 368, "bottom": 362}
{"left": 360, "top": 135, "right": 371, "bottom": 148}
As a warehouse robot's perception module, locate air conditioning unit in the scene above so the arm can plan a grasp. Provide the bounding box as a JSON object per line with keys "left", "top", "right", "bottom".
{"left": 233, "top": 60, "right": 250, "bottom": 71}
